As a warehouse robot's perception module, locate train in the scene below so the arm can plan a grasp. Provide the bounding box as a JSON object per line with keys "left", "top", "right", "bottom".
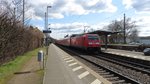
{"left": 56, "top": 34, "right": 101, "bottom": 52}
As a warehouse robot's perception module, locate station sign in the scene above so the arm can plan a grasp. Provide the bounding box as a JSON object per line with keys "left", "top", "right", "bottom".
{"left": 43, "top": 30, "right": 52, "bottom": 33}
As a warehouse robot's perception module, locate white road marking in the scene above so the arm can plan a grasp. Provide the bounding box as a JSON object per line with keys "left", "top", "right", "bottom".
{"left": 64, "top": 57, "right": 71, "bottom": 61}
{"left": 126, "top": 55, "right": 131, "bottom": 57}
{"left": 78, "top": 71, "right": 90, "bottom": 79}
{"left": 91, "top": 79, "right": 102, "bottom": 84}
{"left": 140, "top": 57, "right": 145, "bottom": 59}
{"left": 109, "top": 52, "right": 113, "bottom": 54}
{"left": 62, "top": 56, "right": 68, "bottom": 58}
{"left": 133, "top": 56, "right": 137, "bottom": 58}
{"left": 112, "top": 53, "right": 115, "bottom": 54}
{"left": 116, "top": 53, "right": 120, "bottom": 55}
{"left": 147, "top": 58, "right": 150, "bottom": 61}
{"left": 69, "top": 62, "right": 78, "bottom": 66}
{"left": 72, "top": 66, "right": 83, "bottom": 71}
{"left": 121, "top": 54, "right": 125, "bottom": 56}
{"left": 66, "top": 59, "right": 74, "bottom": 63}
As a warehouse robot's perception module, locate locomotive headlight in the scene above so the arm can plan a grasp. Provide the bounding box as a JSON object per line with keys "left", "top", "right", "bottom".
{"left": 96, "top": 42, "right": 100, "bottom": 44}
{"left": 88, "top": 42, "right": 93, "bottom": 44}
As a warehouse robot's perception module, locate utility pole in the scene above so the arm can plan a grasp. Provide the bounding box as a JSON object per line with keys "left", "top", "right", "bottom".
{"left": 44, "top": 12, "right": 48, "bottom": 55}
{"left": 46, "top": 7, "right": 48, "bottom": 30}
{"left": 45, "top": 12, "right": 46, "bottom": 29}
{"left": 45, "top": 6, "right": 51, "bottom": 55}
{"left": 47, "top": 6, "right": 51, "bottom": 30}
{"left": 23, "top": 0, "right": 25, "bottom": 27}
{"left": 123, "top": 13, "right": 126, "bottom": 44}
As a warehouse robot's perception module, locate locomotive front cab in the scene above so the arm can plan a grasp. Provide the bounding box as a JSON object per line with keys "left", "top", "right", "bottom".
{"left": 87, "top": 34, "right": 100, "bottom": 46}
{"left": 86, "top": 34, "right": 101, "bottom": 52}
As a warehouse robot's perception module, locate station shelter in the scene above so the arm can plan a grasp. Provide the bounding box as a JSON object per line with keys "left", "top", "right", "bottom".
{"left": 87, "top": 30, "right": 120, "bottom": 49}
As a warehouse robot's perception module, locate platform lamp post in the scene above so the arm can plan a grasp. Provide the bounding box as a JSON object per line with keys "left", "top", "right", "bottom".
{"left": 47, "top": 5, "right": 51, "bottom": 55}
{"left": 47, "top": 6, "right": 52, "bottom": 30}
{"left": 43, "top": 6, "right": 52, "bottom": 56}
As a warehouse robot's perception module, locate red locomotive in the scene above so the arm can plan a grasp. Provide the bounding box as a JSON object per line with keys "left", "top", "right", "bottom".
{"left": 56, "top": 34, "right": 101, "bottom": 52}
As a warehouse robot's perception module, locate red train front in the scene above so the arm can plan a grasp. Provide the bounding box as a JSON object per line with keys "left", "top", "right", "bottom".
{"left": 56, "top": 34, "right": 101, "bottom": 52}
{"left": 70, "top": 34, "right": 101, "bottom": 52}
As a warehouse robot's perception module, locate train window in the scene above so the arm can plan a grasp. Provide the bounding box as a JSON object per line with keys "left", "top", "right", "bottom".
{"left": 88, "top": 36, "right": 99, "bottom": 40}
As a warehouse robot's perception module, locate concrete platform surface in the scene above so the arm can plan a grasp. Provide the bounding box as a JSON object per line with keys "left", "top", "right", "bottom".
{"left": 43, "top": 44, "right": 111, "bottom": 84}
{"left": 102, "top": 48, "right": 150, "bottom": 61}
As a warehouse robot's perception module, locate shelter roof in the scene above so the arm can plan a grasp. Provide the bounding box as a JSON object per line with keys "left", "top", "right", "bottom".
{"left": 87, "top": 30, "right": 121, "bottom": 36}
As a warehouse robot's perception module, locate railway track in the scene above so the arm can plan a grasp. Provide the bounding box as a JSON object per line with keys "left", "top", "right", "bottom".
{"left": 80, "top": 55, "right": 150, "bottom": 84}
{"left": 97, "top": 53, "right": 150, "bottom": 75}
{"left": 57, "top": 45, "right": 150, "bottom": 84}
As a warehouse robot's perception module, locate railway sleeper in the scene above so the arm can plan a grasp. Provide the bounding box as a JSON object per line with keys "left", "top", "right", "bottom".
{"left": 97, "top": 68, "right": 104, "bottom": 70}
{"left": 97, "top": 70, "right": 106, "bottom": 73}
{"left": 103, "top": 74, "right": 114, "bottom": 78}
{"left": 111, "top": 80, "right": 125, "bottom": 84}
{"left": 99, "top": 72, "right": 110, "bottom": 75}
{"left": 106, "top": 77, "right": 119, "bottom": 81}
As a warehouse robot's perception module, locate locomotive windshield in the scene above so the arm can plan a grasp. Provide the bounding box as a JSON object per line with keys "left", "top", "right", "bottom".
{"left": 88, "top": 35, "right": 99, "bottom": 40}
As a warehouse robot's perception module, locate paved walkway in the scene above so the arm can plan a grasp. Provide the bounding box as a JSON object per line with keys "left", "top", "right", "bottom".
{"left": 43, "top": 44, "right": 84, "bottom": 84}
{"left": 43, "top": 44, "right": 111, "bottom": 84}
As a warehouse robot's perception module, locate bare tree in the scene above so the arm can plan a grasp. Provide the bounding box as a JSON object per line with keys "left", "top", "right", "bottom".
{"left": 0, "top": 0, "right": 44, "bottom": 64}
{"left": 129, "top": 29, "right": 139, "bottom": 42}
{"left": 1, "top": 0, "right": 31, "bottom": 25}
{"left": 105, "top": 18, "right": 138, "bottom": 43}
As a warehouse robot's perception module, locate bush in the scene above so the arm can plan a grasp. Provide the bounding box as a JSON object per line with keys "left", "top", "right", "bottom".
{"left": 0, "top": 13, "right": 44, "bottom": 64}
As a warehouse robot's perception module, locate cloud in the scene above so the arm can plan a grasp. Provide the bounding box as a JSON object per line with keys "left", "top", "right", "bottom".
{"left": 122, "top": 0, "right": 132, "bottom": 9}
{"left": 132, "top": 15, "right": 150, "bottom": 36}
{"left": 49, "top": 13, "right": 64, "bottom": 19}
{"left": 0, "top": 0, "right": 117, "bottom": 20}
{"left": 50, "top": 22, "right": 87, "bottom": 31}
{"left": 49, "top": 16, "right": 150, "bottom": 39}
{"left": 123, "top": 0, "right": 150, "bottom": 13}
{"left": 49, "top": 22, "right": 109, "bottom": 39}
{"left": 28, "top": 0, "right": 117, "bottom": 19}
{"left": 132, "top": 0, "right": 150, "bottom": 12}
{"left": 50, "top": 22, "right": 86, "bottom": 39}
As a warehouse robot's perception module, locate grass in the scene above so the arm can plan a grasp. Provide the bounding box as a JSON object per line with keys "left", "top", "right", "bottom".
{"left": 37, "top": 69, "right": 45, "bottom": 84}
{"left": 0, "top": 47, "right": 45, "bottom": 84}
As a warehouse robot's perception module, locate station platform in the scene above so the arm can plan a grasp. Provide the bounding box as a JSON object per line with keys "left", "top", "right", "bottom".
{"left": 102, "top": 48, "right": 150, "bottom": 61}
{"left": 43, "top": 44, "right": 111, "bottom": 84}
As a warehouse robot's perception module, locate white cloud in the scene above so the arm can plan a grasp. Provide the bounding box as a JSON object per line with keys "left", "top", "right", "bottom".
{"left": 0, "top": 0, "right": 116, "bottom": 20}
{"left": 49, "top": 22, "right": 109, "bottom": 39}
{"left": 123, "top": 0, "right": 150, "bottom": 13}
{"left": 49, "top": 13, "right": 64, "bottom": 19}
{"left": 122, "top": 0, "right": 133, "bottom": 9}
{"left": 132, "top": 0, "right": 150, "bottom": 12}
{"left": 132, "top": 15, "right": 150, "bottom": 36}
{"left": 50, "top": 22, "right": 86, "bottom": 39}
{"left": 25, "top": 8, "right": 43, "bottom": 20}
{"left": 28, "top": 0, "right": 117, "bottom": 19}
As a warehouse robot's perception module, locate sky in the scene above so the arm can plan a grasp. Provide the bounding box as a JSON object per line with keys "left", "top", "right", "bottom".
{"left": 24, "top": 0, "right": 150, "bottom": 39}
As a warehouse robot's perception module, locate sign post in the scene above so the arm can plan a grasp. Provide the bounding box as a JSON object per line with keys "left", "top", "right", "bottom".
{"left": 43, "top": 30, "right": 52, "bottom": 55}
